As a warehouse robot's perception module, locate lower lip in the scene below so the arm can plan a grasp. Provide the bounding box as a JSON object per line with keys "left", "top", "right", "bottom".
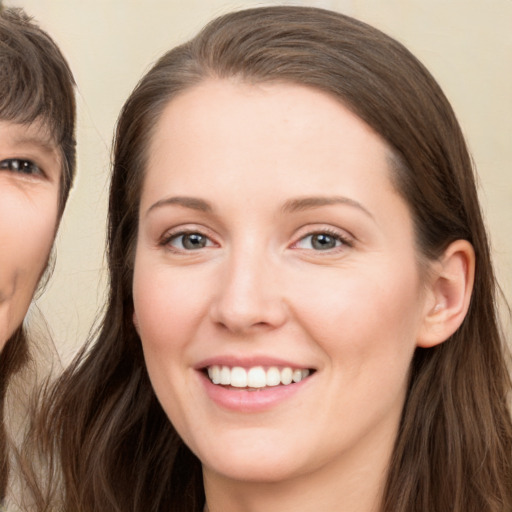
{"left": 199, "top": 371, "right": 312, "bottom": 413}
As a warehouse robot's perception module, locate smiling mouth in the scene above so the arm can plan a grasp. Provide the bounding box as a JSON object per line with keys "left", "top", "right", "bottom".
{"left": 205, "top": 365, "right": 313, "bottom": 389}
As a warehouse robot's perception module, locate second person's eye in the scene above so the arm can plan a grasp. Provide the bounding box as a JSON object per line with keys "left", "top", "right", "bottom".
{"left": 0, "top": 158, "right": 42, "bottom": 176}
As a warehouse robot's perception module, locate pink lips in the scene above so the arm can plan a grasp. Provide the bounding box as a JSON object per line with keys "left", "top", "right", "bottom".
{"left": 196, "top": 355, "right": 309, "bottom": 369}
{"left": 196, "top": 355, "right": 314, "bottom": 413}
{"left": 199, "top": 372, "right": 310, "bottom": 412}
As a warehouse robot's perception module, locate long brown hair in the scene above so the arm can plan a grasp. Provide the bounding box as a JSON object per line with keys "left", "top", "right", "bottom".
{"left": 36, "top": 6, "right": 511, "bottom": 511}
{"left": 0, "top": 6, "right": 76, "bottom": 502}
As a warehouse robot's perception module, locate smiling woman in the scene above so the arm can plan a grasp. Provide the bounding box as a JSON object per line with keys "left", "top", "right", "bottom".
{"left": 0, "top": 6, "right": 76, "bottom": 506}
{"left": 133, "top": 81, "right": 441, "bottom": 494}
{"left": 34, "top": 5, "right": 511, "bottom": 512}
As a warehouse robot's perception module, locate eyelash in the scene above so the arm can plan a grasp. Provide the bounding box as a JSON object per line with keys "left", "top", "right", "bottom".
{"left": 160, "top": 227, "right": 353, "bottom": 254}
{"left": 0, "top": 158, "right": 43, "bottom": 177}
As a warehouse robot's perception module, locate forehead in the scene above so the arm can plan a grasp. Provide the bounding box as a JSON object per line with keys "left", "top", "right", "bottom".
{"left": 142, "top": 80, "right": 404, "bottom": 220}
{"left": 0, "top": 118, "right": 56, "bottom": 148}
{"left": 146, "top": 79, "right": 393, "bottom": 185}
{"left": 0, "top": 118, "right": 60, "bottom": 160}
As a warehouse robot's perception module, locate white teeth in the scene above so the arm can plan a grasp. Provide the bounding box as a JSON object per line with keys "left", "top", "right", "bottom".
{"left": 281, "top": 367, "right": 293, "bottom": 385}
{"left": 266, "top": 367, "right": 281, "bottom": 386}
{"left": 231, "top": 367, "right": 247, "bottom": 388}
{"left": 208, "top": 365, "right": 221, "bottom": 384}
{"left": 220, "top": 366, "right": 231, "bottom": 385}
{"left": 247, "top": 366, "right": 266, "bottom": 388}
{"left": 292, "top": 369, "right": 302, "bottom": 383}
{"left": 206, "top": 365, "right": 311, "bottom": 388}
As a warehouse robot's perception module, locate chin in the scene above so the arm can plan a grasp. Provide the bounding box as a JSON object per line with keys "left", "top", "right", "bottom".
{"left": 207, "top": 459, "right": 300, "bottom": 484}
{"left": 196, "top": 440, "right": 312, "bottom": 484}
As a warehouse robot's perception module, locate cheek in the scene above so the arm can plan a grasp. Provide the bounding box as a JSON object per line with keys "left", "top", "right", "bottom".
{"left": 25, "top": 213, "right": 56, "bottom": 267}
{"left": 20, "top": 204, "right": 57, "bottom": 277}
{"left": 0, "top": 191, "right": 58, "bottom": 342}
{"left": 1, "top": 201, "right": 55, "bottom": 276}
{"left": 132, "top": 259, "right": 206, "bottom": 423}
{"left": 290, "top": 265, "right": 422, "bottom": 439}
{"left": 290, "top": 260, "right": 424, "bottom": 368}
{"left": 133, "top": 259, "right": 206, "bottom": 358}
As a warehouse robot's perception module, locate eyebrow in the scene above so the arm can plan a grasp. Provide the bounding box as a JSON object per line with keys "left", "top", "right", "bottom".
{"left": 10, "top": 134, "right": 57, "bottom": 156}
{"left": 145, "top": 194, "right": 374, "bottom": 221}
{"left": 282, "top": 196, "right": 374, "bottom": 219}
{"left": 146, "top": 196, "right": 213, "bottom": 217}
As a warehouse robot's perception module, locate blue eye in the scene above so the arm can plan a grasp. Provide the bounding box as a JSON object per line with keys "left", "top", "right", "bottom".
{"left": 295, "top": 232, "right": 345, "bottom": 251}
{"left": 168, "top": 232, "right": 213, "bottom": 251}
{"left": 0, "top": 158, "right": 42, "bottom": 176}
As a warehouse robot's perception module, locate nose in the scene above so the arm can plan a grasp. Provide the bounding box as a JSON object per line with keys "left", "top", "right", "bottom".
{"left": 209, "top": 246, "right": 288, "bottom": 334}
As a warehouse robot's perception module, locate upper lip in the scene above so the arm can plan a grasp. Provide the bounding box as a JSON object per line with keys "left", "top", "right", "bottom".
{"left": 195, "top": 355, "right": 315, "bottom": 371}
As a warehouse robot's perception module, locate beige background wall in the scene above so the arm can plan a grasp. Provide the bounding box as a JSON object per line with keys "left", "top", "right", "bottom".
{"left": 7, "top": 0, "right": 512, "bottom": 362}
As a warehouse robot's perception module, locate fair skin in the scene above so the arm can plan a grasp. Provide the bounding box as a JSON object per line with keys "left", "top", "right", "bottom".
{"left": 0, "top": 120, "right": 60, "bottom": 350}
{"left": 133, "top": 80, "right": 474, "bottom": 512}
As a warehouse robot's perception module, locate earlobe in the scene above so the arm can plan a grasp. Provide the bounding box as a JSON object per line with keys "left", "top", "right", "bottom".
{"left": 417, "top": 239, "right": 475, "bottom": 348}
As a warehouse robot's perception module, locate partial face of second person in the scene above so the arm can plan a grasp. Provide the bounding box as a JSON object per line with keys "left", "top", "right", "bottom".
{"left": 0, "top": 120, "right": 60, "bottom": 348}
{"left": 133, "top": 81, "right": 437, "bottom": 485}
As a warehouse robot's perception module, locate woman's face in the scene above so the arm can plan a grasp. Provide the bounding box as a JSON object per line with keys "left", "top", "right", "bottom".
{"left": 133, "top": 80, "right": 432, "bottom": 485}
{"left": 0, "top": 120, "right": 60, "bottom": 349}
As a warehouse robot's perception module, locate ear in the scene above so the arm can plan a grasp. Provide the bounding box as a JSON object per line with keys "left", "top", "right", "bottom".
{"left": 417, "top": 239, "right": 475, "bottom": 348}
